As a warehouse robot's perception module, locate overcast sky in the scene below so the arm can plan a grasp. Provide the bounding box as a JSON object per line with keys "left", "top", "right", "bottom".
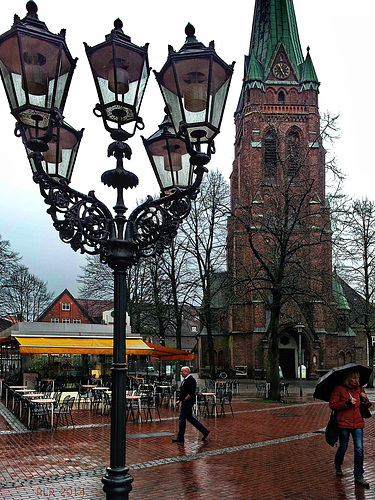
{"left": 0, "top": 0, "right": 373, "bottom": 298}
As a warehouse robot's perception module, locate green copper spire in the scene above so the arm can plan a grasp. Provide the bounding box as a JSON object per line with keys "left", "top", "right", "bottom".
{"left": 249, "top": 0, "right": 304, "bottom": 75}
{"left": 236, "top": 0, "right": 319, "bottom": 115}
{"left": 299, "top": 47, "right": 319, "bottom": 90}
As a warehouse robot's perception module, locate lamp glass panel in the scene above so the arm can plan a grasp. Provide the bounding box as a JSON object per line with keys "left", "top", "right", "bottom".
{"left": 209, "top": 77, "right": 230, "bottom": 128}
{"left": 0, "top": 60, "right": 22, "bottom": 108}
{"left": 153, "top": 153, "right": 191, "bottom": 190}
{"left": 18, "top": 33, "right": 59, "bottom": 104}
{"left": 172, "top": 57, "right": 210, "bottom": 123}
{"left": 134, "top": 61, "right": 149, "bottom": 112}
{"left": 158, "top": 85, "right": 183, "bottom": 134}
{"left": 49, "top": 49, "right": 72, "bottom": 110}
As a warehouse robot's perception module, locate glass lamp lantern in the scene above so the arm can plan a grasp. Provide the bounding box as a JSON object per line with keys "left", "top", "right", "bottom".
{"left": 142, "top": 114, "right": 191, "bottom": 194}
{"left": 21, "top": 121, "right": 83, "bottom": 182}
{"left": 85, "top": 18, "right": 150, "bottom": 140}
{"left": 0, "top": 1, "right": 76, "bottom": 139}
{"left": 155, "top": 23, "right": 234, "bottom": 147}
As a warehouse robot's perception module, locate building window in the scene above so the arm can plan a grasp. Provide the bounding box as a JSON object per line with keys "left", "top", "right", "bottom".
{"left": 73, "top": 319, "right": 81, "bottom": 324}
{"left": 62, "top": 318, "right": 70, "bottom": 324}
{"left": 264, "top": 129, "right": 277, "bottom": 177}
{"left": 287, "top": 129, "right": 300, "bottom": 176}
{"left": 191, "top": 326, "right": 197, "bottom": 332}
{"left": 51, "top": 318, "right": 59, "bottom": 323}
{"left": 278, "top": 90, "right": 285, "bottom": 102}
{"left": 61, "top": 303, "right": 71, "bottom": 311}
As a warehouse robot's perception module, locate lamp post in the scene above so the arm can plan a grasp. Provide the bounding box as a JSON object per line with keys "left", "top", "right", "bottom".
{"left": 296, "top": 323, "right": 305, "bottom": 398}
{"left": 0, "top": 3, "right": 234, "bottom": 499}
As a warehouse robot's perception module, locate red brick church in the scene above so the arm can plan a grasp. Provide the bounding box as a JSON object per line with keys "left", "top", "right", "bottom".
{"left": 198, "top": 0, "right": 368, "bottom": 379}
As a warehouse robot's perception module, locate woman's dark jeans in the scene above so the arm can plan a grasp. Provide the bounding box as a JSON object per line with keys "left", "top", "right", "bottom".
{"left": 335, "top": 428, "right": 364, "bottom": 478}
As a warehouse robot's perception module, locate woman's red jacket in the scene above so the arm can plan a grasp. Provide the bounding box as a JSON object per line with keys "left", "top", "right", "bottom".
{"left": 329, "top": 385, "right": 371, "bottom": 429}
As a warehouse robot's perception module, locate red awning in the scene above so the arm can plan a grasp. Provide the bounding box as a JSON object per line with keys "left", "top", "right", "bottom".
{"left": 145, "top": 342, "right": 193, "bottom": 361}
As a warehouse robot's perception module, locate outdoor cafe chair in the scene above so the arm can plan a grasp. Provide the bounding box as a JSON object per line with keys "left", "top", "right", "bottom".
{"left": 76, "top": 383, "right": 91, "bottom": 410}
{"left": 195, "top": 393, "right": 209, "bottom": 418}
{"left": 102, "top": 392, "right": 111, "bottom": 416}
{"left": 255, "top": 381, "right": 268, "bottom": 398}
{"left": 141, "top": 394, "right": 161, "bottom": 423}
{"left": 90, "top": 389, "right": 102, "bottom": 413}
{"left": 52, "top": 391, "right": 63, "bottom": 407}
{"left": 219, "top": 391, "right": 234, "bottom": 417}
{"left": 54, "top": 396, "right": 75, "bottom": 429}
{"left": 126, "top": 396, "right": 142, "bottom": 423}
{"left": 25, "top": 399, "right": 51, "bottom": 431}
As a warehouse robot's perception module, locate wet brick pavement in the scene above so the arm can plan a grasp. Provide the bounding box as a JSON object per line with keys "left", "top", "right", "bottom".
{"left": 1, "top": 384, "right": 375, "bottom": 499}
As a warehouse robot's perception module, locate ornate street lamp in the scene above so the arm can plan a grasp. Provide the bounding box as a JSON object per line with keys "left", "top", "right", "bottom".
{"left": 84, "top": 17, "right": 149, "bottom": 142}
{"left": 0, "top": 0, "right": 77, "bottom": 154}
{"left": 155, "top": 23, "right": 234, "bottom": 162}
{"left": 0, "top": 4, "right": 234, "bottom": 499}
{"left": 142, "top": 113, "right": 192, "bottom": 195}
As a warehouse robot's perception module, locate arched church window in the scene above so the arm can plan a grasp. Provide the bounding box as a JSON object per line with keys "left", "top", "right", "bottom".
{"left": 264, "top": 129, "right": 277, "bottom": 177}
{"left": 287, "top": 129, "right": 300, "bottom": 176}
{"left": 338, "top": 351, "right": 345, "bottom": 366}
{"left": 278, "top": 91, "right": 285, "bottom": 102}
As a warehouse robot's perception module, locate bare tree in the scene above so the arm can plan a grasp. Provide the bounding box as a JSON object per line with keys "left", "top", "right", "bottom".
{"left": 77, "top": 254, "right": 114, "bottom": 300}
{"left": 0, "top": 235, "right": 20, "bottom": 287}
{"left": 1, "top": 264, "right": 53, "bottom": 321}
{"left": 334, "top": 198, "right": 375, "bottom": 382}
{"left": 181, "top": 170, "right": 230, "bottom": 379}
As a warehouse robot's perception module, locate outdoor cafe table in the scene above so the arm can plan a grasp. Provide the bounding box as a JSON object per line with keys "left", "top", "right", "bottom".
{"left": 5, "top": 385, "right": 27, "bottom": 407}
{"left": 30, "top": 398, "right": 56, "bottom": 429}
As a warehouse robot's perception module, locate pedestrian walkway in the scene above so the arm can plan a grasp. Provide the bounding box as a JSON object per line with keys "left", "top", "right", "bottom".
{"left": 1, "top": 384, "right": 375, "bottom": 499}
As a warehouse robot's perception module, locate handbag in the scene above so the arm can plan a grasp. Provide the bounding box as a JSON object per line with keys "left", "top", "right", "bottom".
{"left": 348, "top": 389, "right": 372, "bottom": 419}
{"left": 360, "top": 403, "right": 372, "bottom": 419}
{"left": 325, "top": 409, "right": 338, "bottom": 446}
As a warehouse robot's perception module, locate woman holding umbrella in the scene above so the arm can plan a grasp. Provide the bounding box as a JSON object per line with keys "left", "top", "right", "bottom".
{"left": 329, "top": 370, "right": 371, "bottom": 488}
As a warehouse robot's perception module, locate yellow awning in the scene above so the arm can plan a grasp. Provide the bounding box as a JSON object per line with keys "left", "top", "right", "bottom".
{"left": 15, "top": 337, "right": 153, "bottom": 355}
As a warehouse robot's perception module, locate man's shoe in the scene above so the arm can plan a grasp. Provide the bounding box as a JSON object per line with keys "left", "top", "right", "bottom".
{"left": 335, "top": 467, "right": 343, "bottom": 477}
{"left": 355, "top": 477, "right": 370, "bottom": 488}
{"left": 202, "top": 430, "right": 210, "bottom": 441}
{"left": 172, "top": 438, "right": 184, "bottom": 443}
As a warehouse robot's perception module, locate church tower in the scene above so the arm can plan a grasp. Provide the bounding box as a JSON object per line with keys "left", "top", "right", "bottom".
{"left": 227, "top": 0, "right": 351, "bottom": 379}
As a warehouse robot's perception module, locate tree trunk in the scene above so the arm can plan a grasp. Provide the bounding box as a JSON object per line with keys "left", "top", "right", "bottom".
{"left": 267, "top": 295, "right": 281, "bottom": 400}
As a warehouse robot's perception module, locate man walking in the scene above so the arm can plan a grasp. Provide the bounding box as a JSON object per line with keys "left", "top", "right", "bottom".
{"left": 172, "top": 366, "right": 210, "bottom": 443}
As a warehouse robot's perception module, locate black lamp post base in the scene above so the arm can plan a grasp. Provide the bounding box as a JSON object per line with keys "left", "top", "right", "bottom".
{"left": 102, "top": 467, "right": 134, "bottom": 500}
